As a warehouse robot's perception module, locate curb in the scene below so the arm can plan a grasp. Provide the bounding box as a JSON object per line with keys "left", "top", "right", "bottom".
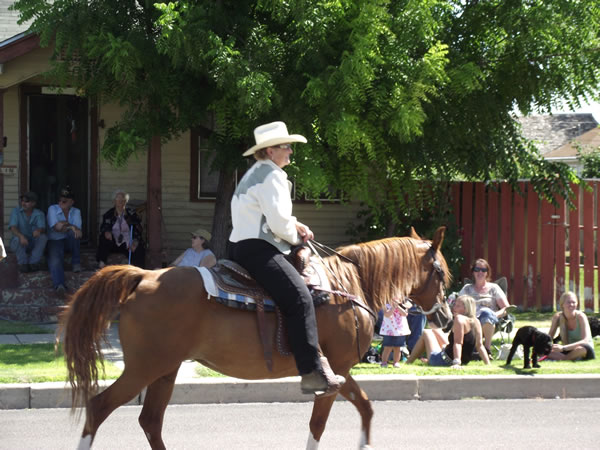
{"left": 2, "top": 374, "right": 599, "bottom": 410}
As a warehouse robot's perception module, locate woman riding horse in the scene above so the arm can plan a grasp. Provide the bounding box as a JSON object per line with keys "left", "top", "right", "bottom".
{"left": 229, "top": 121, "right": 345, "bottom": 396}
{"left": 62, "top": 227, "right": 451, "bottom": 449}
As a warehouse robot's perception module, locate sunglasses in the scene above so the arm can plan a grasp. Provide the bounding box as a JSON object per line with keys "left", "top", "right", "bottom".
{"left": 274, "top": 144, "right": 292, "bottom": 150}
{"left": 473, "top": 267, "right": 488, "bottom": 273}
{"left": 192, "top": 235, "right": 203, "bottom": 240}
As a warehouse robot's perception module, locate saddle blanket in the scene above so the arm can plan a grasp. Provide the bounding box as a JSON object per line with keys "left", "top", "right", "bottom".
{"left": 195, "top": 266, "right": 277, "bottom": 310}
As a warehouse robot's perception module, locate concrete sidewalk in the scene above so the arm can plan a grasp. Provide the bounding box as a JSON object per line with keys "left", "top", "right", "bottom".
{"left": 1, "top": 324, "right": 599, "bottom": 410}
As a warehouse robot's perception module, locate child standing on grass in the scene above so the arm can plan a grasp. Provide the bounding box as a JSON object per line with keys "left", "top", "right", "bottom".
{"left": 380, "top": 301, "right": 410, "bottom": 368}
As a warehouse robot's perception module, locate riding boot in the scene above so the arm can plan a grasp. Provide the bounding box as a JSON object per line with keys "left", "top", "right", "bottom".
{"left": 300, "top": 356, "right": 345, "bottom": 397}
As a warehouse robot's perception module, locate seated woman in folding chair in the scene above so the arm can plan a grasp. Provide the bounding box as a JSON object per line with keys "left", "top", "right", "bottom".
{"left": 458, "top": 258, "right": 512, "bottom": 358}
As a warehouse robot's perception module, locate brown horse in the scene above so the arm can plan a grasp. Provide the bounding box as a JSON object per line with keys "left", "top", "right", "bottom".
{"left": 62, "top": 226, "right": 452, "bottom": 449}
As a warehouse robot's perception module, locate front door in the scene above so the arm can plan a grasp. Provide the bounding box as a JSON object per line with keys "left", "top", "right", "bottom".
{"left": 26, "top": 92, "right": 90, "bottom": 241}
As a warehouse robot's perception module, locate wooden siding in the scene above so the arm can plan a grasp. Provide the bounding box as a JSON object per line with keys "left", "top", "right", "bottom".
{"left": 0, "top": 46, "right": 53, "bottom": 90}
{"left": 1, "top": 86, "right": 20, "bottom": 232}
{"left": 160, "top": 130, "right": 216, "bottom": 263}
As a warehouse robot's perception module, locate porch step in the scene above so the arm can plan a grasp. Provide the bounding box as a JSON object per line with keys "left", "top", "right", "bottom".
{"left": 0, "top": 287, "right": 66, "bottom": 323}
{"left": 0, "top": 249, "right": 130, "bottom": 322}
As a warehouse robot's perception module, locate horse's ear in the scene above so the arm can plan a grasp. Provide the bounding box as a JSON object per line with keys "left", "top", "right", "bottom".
{"left": 431, "top": 226, "right": 446, "bottom": 251}
{"left": 409, "top": 227, "right": 421, "bottom": 239}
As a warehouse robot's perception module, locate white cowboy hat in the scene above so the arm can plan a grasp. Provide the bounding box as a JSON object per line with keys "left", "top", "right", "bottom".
{"left": 243, "top": 121, "right": 307, "bottom": 156}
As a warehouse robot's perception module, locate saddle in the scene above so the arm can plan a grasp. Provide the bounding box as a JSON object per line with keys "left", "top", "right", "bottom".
{"left": 200, "top": 246, "right": 331, "bottom": 371}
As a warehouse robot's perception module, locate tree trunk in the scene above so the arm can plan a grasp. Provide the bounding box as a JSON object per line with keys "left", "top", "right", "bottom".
{"left": 146, "top": 135, "right": 162, "bottom": 268}
{"left": 211, "top": 168, "right": 236, "bottom": 259}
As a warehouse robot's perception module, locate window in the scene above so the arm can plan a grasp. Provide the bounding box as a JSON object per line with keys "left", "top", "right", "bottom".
{"left": 190, "top": 128, "right": 340, "bottom": 202}
{"left": 190, "top": 128, "right": 220, "bottom": 200}
{"left": 197, "top": 136, "right": 220, "bottom": 199}
{"left": 190, "top": 127, "right": 242, "bottom": 200}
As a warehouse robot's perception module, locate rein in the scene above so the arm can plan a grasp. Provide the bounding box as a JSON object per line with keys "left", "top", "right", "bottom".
{"left": 307, "top": 240, "right": 374, "bottom": 363}
{"left": 309, "top": 240, "right": 360, "bottom": 268}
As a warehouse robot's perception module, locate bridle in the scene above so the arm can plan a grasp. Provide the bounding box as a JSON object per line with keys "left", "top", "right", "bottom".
{"left": 404, "top": 248, "right": 447, "bottom": 316}
{"left": 307, "top": 240, "right": 446, "bottom": 362}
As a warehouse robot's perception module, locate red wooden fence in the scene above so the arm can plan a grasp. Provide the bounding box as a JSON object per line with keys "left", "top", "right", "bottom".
{"left": 452, "top": 180, "right": 600, "bottom": 312}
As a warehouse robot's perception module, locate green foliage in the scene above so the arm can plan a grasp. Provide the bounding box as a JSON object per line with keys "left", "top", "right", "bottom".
{"left": 579, "top": 147, "right": 600, "bottom": 179}
{"left": 12, "top": 0, "right": 209, "bottom": 166}
{"left": 11, "top": 1, "right": 600, "bottom": 230}
{"left": 346, "top": 181, "right": 464, "bottom": 292}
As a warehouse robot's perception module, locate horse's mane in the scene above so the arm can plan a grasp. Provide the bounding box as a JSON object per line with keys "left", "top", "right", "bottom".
{"left": 322, "top": 236, "right": 450, "bottom": 313}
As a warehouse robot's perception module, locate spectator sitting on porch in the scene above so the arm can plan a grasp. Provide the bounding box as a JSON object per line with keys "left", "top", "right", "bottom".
{"left": 169, "top": 228, "right": 216, "bottom": 268}
{"left": 47, "top": 186, "right": 82, "bottom": 295}
{"left": 8, "top": 191, "right": 48, "bottom": 273}
{"left": 96, "top": 189, "right": 145, "bottom": 269}
{"left": 458, "top": 258, "right": 511, "bottom": 357}
{"left": 547, "top": 291, "right": 595, "bottom": 361}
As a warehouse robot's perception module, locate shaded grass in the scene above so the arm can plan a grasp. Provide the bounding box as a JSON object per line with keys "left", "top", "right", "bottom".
{"left": 0, "top": 343, "right": 122, "bottom": 384}
{"left": 513, "top": 311, "right": 555, "bottom": 328}
{"left": 0, "top": 320, "right": 53, "bottom": 335}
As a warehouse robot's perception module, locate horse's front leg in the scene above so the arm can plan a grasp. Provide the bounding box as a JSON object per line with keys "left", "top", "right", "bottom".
{"left": 306, "top": 394, "right": 337, "bottom": 450}
{"left": 338, "top": 375, "right": 374, "bottom": 449}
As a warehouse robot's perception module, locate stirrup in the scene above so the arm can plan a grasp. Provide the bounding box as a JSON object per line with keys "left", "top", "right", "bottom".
{"left": 301, "top": 356, "right": 345, "bottom": 398}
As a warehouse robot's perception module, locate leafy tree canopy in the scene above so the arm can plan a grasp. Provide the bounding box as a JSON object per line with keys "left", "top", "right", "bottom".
{"left": 579, "top": 147, "right": 600, "bottom": 178}
{"left": 13, "top": 0, "right": 600, "bottom": 230}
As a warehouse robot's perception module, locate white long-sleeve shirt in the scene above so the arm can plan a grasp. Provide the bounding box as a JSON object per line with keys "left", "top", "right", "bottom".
{"left": 229, "top": 159, "right": 300, "bottom": 254}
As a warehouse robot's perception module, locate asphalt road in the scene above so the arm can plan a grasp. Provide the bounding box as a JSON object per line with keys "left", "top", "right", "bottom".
{"left": 2, "top": 398, "right": 600, "bottom": 449}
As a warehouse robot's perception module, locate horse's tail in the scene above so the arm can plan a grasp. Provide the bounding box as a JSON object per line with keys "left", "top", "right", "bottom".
{"left": 60, "top": 265, "right": 146, "bottom": 410}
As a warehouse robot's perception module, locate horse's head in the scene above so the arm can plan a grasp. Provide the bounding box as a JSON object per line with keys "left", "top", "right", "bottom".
{"left": 405, "top": 226, "right": 452, "bottom": 330}
{"left": 329, "top": 226, "right": 452, "bottom": 331}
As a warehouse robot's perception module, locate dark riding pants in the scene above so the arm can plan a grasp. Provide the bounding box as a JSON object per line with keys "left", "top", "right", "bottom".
{"left": 230, "top": 239, "right": 320, "bottom": 375}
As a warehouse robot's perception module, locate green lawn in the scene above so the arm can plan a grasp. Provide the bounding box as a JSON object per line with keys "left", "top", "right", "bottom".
{"left": 349, "top": 344, "right": 600, "bottom": 377}
{"left": 1, "top": 314, "right": 598, "bottom": 382}
{"left": 350, "top": 311, "right": 600, "bottom": 376}
{"left": 0, "top": 320, "right": 54, "bottom": 335}
{"left": 0, "top": 343, "right": 122, "bottom": 384}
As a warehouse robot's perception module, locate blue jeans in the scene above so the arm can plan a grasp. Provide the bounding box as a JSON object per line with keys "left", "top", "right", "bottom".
{"left": 47, "top": 232, "right": 81, "bottom": 288}
{"left": 10, "top": 234, "right": 48, "bottom": 264}
{"left": 477, "top": 307, "right": 499, "bottom": 326}
{"left": 406, "top": 308, "right": 426, "bottom": 352}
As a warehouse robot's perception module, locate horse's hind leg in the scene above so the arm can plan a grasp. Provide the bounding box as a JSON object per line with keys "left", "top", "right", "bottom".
{"left": 78, "top": 369, "right": 151, "bottom": 449}
{"left": 138, "top": 365, "right": 181, "bottom": 450}
{"left": 338, "top": 375, "right": 374, "bottom": 449}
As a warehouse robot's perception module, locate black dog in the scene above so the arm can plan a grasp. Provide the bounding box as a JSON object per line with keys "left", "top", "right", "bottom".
{"left": 506, "top": 326, "right": 553, "bottom": 369}
{"left": 589, "top": 317, "right": 600, "bottom": 338}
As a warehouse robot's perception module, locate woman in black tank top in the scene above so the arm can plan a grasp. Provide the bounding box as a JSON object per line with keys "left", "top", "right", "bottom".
{"left": 406, "top": 295, "right": 491, "bottom": 367}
